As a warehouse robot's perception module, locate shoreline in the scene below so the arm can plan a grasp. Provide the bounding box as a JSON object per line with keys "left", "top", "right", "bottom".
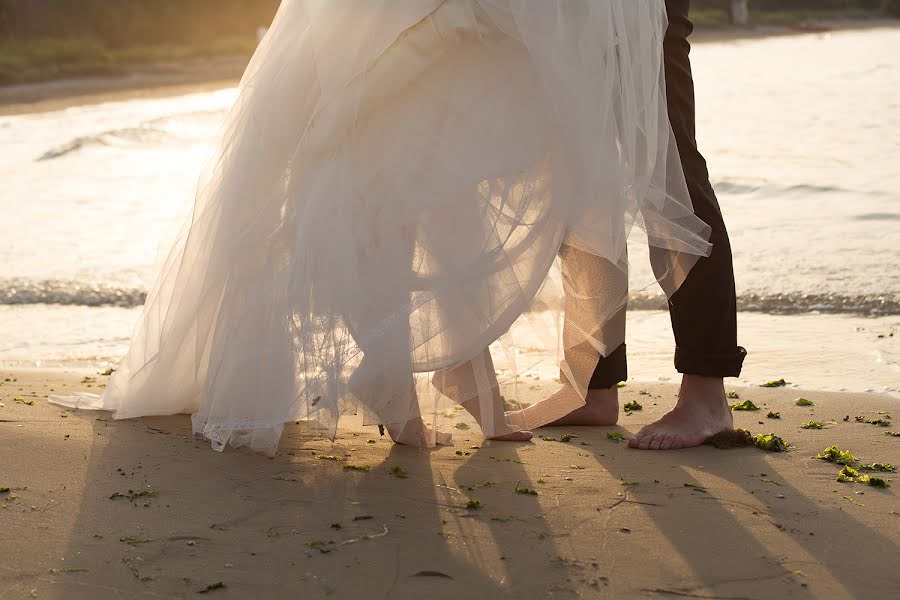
{"left": 1, "top": 18, "right": 897, "bottom": 116}
{"left": 2, "top": 369, "right": 898, "bottom": 598}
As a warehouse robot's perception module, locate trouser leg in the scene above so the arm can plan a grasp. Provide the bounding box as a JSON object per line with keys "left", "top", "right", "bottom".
{"left": 660, "top": 0, "right": 746, "bottom": 377}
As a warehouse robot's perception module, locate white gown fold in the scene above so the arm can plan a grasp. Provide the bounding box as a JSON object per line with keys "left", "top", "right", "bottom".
{"left": 52, "top": 0, "right": 711, "bottom": 454}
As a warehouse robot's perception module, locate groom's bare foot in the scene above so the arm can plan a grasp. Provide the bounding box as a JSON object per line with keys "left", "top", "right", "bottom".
{"left": 388, "top": 418, "right": 453, "bottom": 447}
{"left": 506, "top": 385, "right": 618, "bottom": 429}
{"left": 548, "top": 385, "right": 619, "bottom": 427}
{"left": 628, "top": 375, "right": 733, "bottom": 450}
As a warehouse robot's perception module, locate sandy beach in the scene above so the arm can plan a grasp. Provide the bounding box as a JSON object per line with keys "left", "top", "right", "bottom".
{"left": 1, "top": 18, "right": 897, "bottom": 116}
{"left": 2, "top": 369, "right": 898, "bottom": 599}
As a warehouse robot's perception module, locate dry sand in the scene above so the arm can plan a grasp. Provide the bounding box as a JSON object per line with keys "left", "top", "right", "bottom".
{"left": 2, "top": 369, "right": 898, "bottom": 599}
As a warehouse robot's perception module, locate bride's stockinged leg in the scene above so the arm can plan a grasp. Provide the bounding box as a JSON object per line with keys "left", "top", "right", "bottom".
{"left": 433, "top": 350, "right": 533, "bottom": 442}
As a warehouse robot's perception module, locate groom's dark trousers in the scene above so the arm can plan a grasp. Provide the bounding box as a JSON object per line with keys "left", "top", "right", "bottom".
{"left": 588, "top": 0, "right": 746, "bottom": 388}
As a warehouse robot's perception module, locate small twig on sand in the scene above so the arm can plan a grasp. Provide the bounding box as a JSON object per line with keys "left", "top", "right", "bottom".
{"left": 341, "top": 524, "right": 389, "bottom": 545}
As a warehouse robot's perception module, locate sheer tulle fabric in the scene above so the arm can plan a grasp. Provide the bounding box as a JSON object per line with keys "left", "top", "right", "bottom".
{"left": 52, "top": 0, "right": 711, "bottom": 454}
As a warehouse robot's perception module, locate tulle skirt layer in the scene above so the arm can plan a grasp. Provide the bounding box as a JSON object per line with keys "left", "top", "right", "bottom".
{"left": 52, "top": 0, "right": 711, "bottom": 453}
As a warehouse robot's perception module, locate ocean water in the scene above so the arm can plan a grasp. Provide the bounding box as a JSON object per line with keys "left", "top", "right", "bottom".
{"left": 1, "top": 28, "right": 898, "bottom": 394}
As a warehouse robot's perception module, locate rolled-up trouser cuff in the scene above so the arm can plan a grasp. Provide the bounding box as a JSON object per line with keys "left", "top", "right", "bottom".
{"left": 675, "top": 346, "right": 747, "bottom": 378}
{"left": 584, "top": 343, "right": 628, "bottom": 390}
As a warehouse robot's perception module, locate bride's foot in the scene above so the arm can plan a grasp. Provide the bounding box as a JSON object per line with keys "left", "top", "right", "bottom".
{"left": 507, "top": 384, "right": 618, "bottom": 429}
{"left": 387, "top": 418, "right": 453, "bottom": 447}
{"left": 432, "top": 367, "right": 533, "bottom": 442}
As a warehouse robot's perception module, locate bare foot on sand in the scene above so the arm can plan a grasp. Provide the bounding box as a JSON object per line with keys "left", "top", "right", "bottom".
{"left": 388, "top": 418, "right": 453, "bottom": 447}
{"left": 507, "top": 384, "right": 619, "bottom": 429}
{"left": 432, "top": 358, "right": 533, "bottom": 442}
{"left": 628, "top": 375, "right": 733, "bottom": 450}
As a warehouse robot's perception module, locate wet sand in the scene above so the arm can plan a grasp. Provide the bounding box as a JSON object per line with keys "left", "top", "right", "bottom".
{"left": 1, "top": 19, "right": 897, "bottom": 116}
{"left": 2, "top": 369, "right": 898, "bottom": 599}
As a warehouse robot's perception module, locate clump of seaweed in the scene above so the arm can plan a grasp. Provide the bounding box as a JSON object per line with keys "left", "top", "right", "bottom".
{"left": 817, "top": 445, "right": 857, "bottom": 466}
{"left": 197, "top": 582, "right": 225, "bottom": 594}
{"left": 109, "top": 490, "right": 158, "bottom": 502}
{"left": 795, "top": 398, "right": 814, "bottom": 406}
{"left": 454, "top": 423, "right": 470, "bottom": 431}
{"left": 885, "top": 431, "right": 900, "bottom": 437}
{"left": 731, "top": 400, "right": 760, "bottom": 411}
{"left": 858, "top": 463, "right": 896, "bottom": 473}
{"left": 860, "top": 417, "right": 891, "bottom": 427}
{"left": 343, "top": 464, "right": 371, "bottom": 472}
{"left": 753, "top": 433, "right": 790, "bottom": 452}
{"left": 607, "top": 432, "right": 626, "bottom": 443}
{"left": 800, "top": 421, "right": 825, "bottom": 430}
{"left": 540, "top": 434, "right": 574, "bottom": 443}
{"left": 465, "top": 499, "right": 481, "bottom": 510}
{"left": 707, "top": 429, "right": 753, "bottom": 449}
{"left": 514, "top": 482, "right": 538, "bottom": 496}
{"left": 767, "top": 412, "right": 781, "bottom": 419}
{"left": 858, "top": 476, "right": 889, "bottom": 488}
{"left": 726, "top": 390, "right": 740, "bottom": 399}
{"left": 389, "top": 466, "right": 408, "bottom": 479}
{"left": 761, "top": 379, "right": 788, "bottom": 388}
{"left": 316, "top": 455, "right": 344, "bottom": 462}
{"left": 836, "top": 465, "right": 859, "bottom": 482}
{"left": 623, "top": 401, "right": 643, "bottom": 412}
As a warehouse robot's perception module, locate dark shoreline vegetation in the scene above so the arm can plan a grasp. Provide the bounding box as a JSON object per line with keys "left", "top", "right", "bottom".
{"left": 0, "top": 1, "right": 898, "bottom": 86}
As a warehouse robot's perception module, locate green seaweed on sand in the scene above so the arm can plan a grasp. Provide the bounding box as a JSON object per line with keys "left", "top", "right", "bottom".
{"left": 514, "top": 482, "right": 538, "bottom": 496}
{"left": 623, "top": 401, "right": 643, "bottom": 412}
{"left": 607, "top": 432, "right": 626, "bottom": 443}
{"left": 730, "top": 400, "right": 760, "bottom": 411}
{"left": 752, "top": 433, "right": 790, "bottom": 452}
{"left": 885, "top": 431, "right": 900, "bottom": 437}
{"left": 465, "top": 499, "right": 482, "bottom": 510}
{"left": 858, "top": 463, "right": 896, "bottom": 473}
{"left": 48, "top": 568, "right": 89, "bottom": 574}
{"left": 0, "top": 487, "right": 10, "bottom": 494}
{"left": 683, "top": 483, "right": 707, "bottom": 491}
{"left": 389, "top": 466, "right": 408, "bottom": 479}
{"left": 378, "top": 424, "right": 386, "bottom": 436}
{"left": 330, "top": 523, "right": 342, "bottom": 530}
{"left": 110, "top": 490, "right": 158, "bottom": 502}
{"left": 795, "top": 398, "right": 814, "bottom": 406}
{"left": 197, "top": 582, "right": 226, "bottom": 594}
{"left": 316, "top": 455, "right": 344, "bottom": 461}
{"left": 455, "top": 450, "right": 470, "bottom": 456}
{"left": 617, "top": 382, "right": 626, "bottom": 388}
{"left": 817, "top": 445, "right": 857, "bottom": 465}
{"left": 120, "top": 537, "right": 152, "bottom": 545}
{"left": 767, "top": 412, "right": 781, "bottom": 419}
{"left": 800, "top": 421, "right": 825, "bottom": 430}
{"left": 621, "top": 480, "right": 638, "bottom": 486}
{"left": 100, "top": 368, "right": 116, "bottom": 376}
{"left": 13, "top": 397, "right": 35, "bottom": 406}
{"left": 857, "top": 475, "right": 890, "bottom": 488}
{"left": 343, "top": 464, "right": 370, "bottom": 472}
{"left": 540, "top": 434, "right": 574, "bottom": 442}
{"left": 837, "top": 465, "right": 859, "bottom": 482}
{"left": 726, "top": 390, "right": 740, "bottom": 399}
{"left": 761, "top": 379, "right": 788, "bottom": 388}
{"left": 864, "top": 418, "right": 891, "bottom": 427}
{"left": 454, "top": 422, "right": 470, "bottom": 431}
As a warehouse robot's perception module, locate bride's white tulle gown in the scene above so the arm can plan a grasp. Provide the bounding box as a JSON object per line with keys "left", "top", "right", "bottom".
{"left": 52, "top": 0, "right": 711, "bottom": 453}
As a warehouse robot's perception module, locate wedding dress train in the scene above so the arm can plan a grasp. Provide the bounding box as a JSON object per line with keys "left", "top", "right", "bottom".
{"left": 52, "top": 0, "right": 711, "bottom": 454}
